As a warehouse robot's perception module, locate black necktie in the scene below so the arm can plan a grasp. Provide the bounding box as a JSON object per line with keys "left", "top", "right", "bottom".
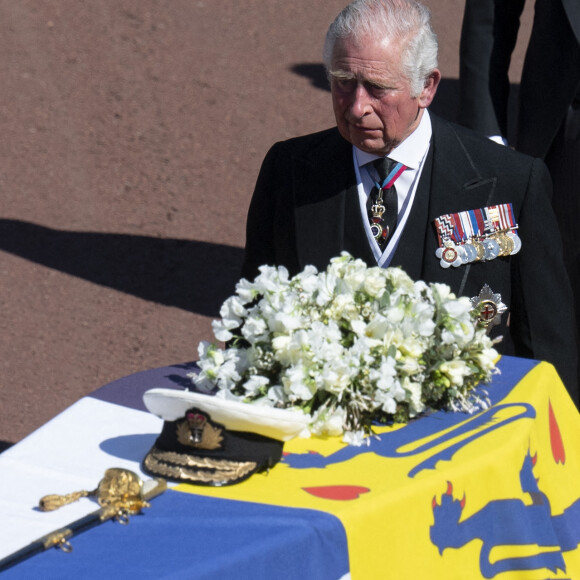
{"left": 366, "top": 157, "right": 401, "bottom": 251}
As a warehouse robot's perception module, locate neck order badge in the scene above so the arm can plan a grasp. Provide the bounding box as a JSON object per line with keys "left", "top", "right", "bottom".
{"left": 367, "top": 158, "right": 406, "bottom": 250}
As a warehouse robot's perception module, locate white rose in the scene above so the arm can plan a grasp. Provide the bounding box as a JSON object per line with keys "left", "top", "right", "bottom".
{"left": 385, "top": 267, "right": 415, "bottom": 292}
{"left": 363, "top": 269, "right": 387, "bottom": 297}
{"left": 440, "top": 359, "right": 471, "bottom": 386}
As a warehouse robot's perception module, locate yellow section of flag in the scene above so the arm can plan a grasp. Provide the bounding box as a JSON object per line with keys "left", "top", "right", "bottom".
{"left": 175, "top": 359, "right": 580, "bottom": 579}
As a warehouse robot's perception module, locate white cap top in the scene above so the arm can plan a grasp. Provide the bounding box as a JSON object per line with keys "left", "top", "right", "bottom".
{"left": 143, "top": 388, "right": 310, "bottom": 442}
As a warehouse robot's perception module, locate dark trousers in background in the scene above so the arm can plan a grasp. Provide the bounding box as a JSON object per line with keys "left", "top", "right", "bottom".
{"left": 459, "top": 0, "right": 580, "bottom": 390}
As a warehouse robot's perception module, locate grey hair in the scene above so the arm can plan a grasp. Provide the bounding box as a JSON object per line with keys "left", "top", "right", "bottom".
{"left": 323, "top": 0, "right": 438, "bottom": 97}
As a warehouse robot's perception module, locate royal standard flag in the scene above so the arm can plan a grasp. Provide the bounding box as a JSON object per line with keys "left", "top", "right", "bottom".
{"left": 1, "top": 356, "right": 579, "bottom": 579}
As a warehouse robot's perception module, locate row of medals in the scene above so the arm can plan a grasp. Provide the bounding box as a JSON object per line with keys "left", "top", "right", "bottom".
{"left": 440, "top": 228, "right": 521, "bottom": 266}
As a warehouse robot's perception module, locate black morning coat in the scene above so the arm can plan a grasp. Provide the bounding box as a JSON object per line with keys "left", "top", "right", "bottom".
{"left": 241, "top": 114, "right": 579, "bottom": 406}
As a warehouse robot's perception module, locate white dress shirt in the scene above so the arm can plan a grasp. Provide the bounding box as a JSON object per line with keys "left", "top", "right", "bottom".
{"left": 353, "top": 110, "right": 433, "bottom": 267}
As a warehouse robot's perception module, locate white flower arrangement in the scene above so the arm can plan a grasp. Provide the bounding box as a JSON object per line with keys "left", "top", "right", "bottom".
{"left": 189, "top": 253, "right": 498, "bottom": 445}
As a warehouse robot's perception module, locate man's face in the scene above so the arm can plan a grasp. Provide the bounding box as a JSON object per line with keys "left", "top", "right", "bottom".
{"left": 330, "top": 34, "right": 439, "bottom": 155}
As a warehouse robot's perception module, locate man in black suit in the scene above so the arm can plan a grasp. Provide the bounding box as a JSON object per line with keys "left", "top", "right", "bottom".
{"left": 458, "top": 0, "right": 524, "bottom": 143}
{"left": 241, "top": 0, "right": 579, "bottom": 406}
{"left": 459, "top": 0, "right": 580, "bottom": 389}
{"left": 459, "top": 0, "right": 580, "bottom": 152}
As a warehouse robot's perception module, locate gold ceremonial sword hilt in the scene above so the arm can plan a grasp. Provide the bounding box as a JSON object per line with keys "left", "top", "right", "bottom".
{"left": 39, "top": 467, "right": 156, "bottom": 515}
{"left": 0, "top": 469, "right": 167, "bottom": 572}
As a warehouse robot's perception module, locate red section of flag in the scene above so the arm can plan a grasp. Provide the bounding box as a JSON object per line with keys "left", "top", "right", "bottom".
{"left": 549, "top": 400, "right": 566, "bottom": 464}
{"left": 303, "top": 485, "right": 370, "bottom": 501}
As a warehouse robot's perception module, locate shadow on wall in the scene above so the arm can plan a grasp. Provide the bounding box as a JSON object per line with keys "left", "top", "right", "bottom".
{"left": 0, "top": 219, "right": 244, "bottom": 317}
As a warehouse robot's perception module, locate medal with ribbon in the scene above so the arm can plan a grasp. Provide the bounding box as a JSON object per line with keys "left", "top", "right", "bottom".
{"left": 434, "top": 203, "right": 521, "bottom": 268}
{"left": 369, "top": 161, "right": 406, "bottom": 246}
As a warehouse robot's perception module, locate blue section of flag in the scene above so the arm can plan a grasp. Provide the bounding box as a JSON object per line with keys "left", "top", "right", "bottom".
{"left": 284, "top": 357, "right": 540, "bottom": 476}
{"left": 480, "top": 356, "right": 539, "bottom": 403}
{"left": 430, "top": 451, "right": 580, "bottom": 577}
{"left": 1, "top": 490, "right": 349, "bottom": 580}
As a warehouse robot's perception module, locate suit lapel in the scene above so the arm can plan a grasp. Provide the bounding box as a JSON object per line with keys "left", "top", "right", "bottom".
{"left": 398, "top": 115, "right": 500, "bottom": 295}
{"left": 430, "top": 116, "right": 503, "bottom": 294}
{"left": 562, "top": 0, "right": 580, "bottom": 45}
{"left": 293, "top": 130, "right": 375, "bottom": 270}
